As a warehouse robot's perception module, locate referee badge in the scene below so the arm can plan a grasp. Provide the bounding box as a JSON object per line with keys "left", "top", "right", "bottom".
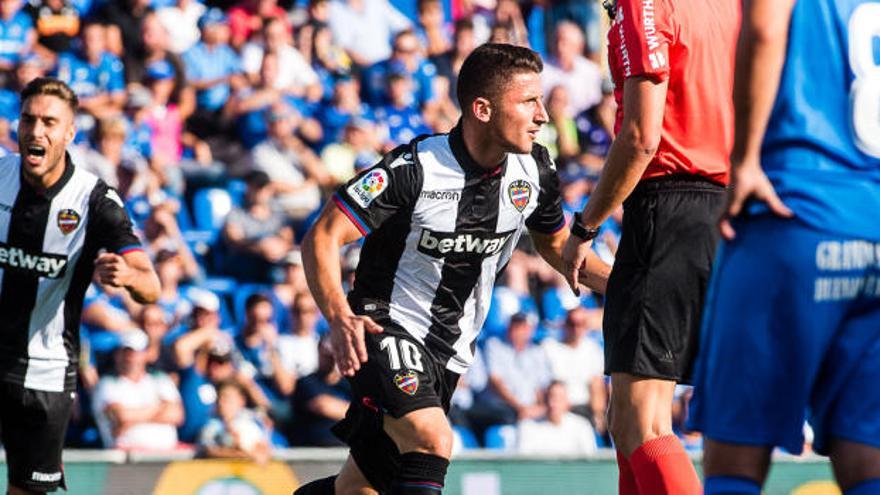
{"left": 57, "top": 209, "right": 81, "bottom": 235}
{"left": 394, "top": 370, "right": 419, "bottom": 396}
{"left": 508, "top": 180, "right": 531, "bottom": 212}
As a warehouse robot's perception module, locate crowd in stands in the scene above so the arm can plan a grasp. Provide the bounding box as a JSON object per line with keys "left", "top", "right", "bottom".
{"left": 0, "top": 0, "right": 727, "bottom": 458}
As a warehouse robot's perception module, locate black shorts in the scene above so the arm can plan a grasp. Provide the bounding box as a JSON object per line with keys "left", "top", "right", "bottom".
{"left": 603, "top": 175, "right": 725, "bottom": 383}
{"left": 0, "top": 382, "right": 74, "bottom": 492}
{"left": 332, "top": 322, "right": 459, "bottom": 493}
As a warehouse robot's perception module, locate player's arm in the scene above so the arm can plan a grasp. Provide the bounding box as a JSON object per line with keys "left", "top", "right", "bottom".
{"left": 561, "top": 76, "right": 667, "bottom": 293}
{"left": 302, "top": 202, "right": 383, "bottom": 377}
{"left": 530, "top": 228, "right": 609, "bottom": 294}
{"left": 721, "top": 0, "right": 796, "bottom": 240}
{"left": 95, "top": 249, "right": 160, "bottom": 304}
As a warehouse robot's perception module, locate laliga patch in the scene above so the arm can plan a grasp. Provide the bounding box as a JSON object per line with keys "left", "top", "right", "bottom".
{"left": 57, "top": 209, "right": 80, "bottom": 234}
{"left": 394, "top": 370, "right": 419, "bottom": 396}
{"left": 508, "top": 180, "right": 532, "bottom": 212}
{"left": 347, "top": 169, "right": 389, "bottom": 208}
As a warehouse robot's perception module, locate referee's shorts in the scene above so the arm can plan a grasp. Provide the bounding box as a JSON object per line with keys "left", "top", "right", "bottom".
{"left": 603, "top": 174, "right": 726, "bottom": 383}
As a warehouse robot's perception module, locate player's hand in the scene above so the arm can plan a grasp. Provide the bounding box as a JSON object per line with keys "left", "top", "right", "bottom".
{"left": 561, "top": 235, "right": 594, "bottom": 297}
{"left": 329, "top": 313, "right": 384, "bottom": 377}
{"left": 95, "top": 252, "right": 134, "bottom": 288}
{"left": 721, "top": 159, "right": 793, "bottom": 240}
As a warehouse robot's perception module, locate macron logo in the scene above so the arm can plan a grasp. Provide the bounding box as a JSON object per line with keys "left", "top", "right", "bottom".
{"left": 0, "top": 242, "right": 68, "bottom": 278}
{"left": 417, "top": 229, "right": 513, "bottom": 258}
{"left": 31, "top": 471, "right": 62, "bottom": 482}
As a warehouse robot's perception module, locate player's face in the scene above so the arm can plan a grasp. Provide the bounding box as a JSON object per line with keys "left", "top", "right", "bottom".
{"left": 18, "top": 94, "right": 76, "bottom": 189}
{"left": 490, "top": 71, "right": 548, "bottom": 154}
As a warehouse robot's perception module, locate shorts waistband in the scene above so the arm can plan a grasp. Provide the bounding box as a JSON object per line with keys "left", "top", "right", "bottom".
{"left": 632, "top": 174, "right": 726, "bottom": 195}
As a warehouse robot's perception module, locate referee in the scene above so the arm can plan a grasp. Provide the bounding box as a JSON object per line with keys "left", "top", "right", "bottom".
{"left": 0, "top": 78, "right": 160, "bottom": 494}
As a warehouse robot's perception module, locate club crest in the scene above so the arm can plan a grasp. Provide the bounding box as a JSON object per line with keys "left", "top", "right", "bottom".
{"left": 508, "top": 180, "right": 531, "bottom": 212}
{"left": 394, "top": 370, "right": 419, "bottom": 396}
{"left": 57, "top": 209, "right": 80, "bottom": 235}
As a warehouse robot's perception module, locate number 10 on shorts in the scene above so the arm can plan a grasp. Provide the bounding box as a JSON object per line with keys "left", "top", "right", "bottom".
{"left": 379, "top": 336, "right": 424, "bottom": 372}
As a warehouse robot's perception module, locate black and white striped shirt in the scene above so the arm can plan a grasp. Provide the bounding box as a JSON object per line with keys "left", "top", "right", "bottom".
{"left": 0, "top": 154, "right": 141, "bottom": 392}
{"left": 334, "top": 125, "right": 565, "bottom": 373}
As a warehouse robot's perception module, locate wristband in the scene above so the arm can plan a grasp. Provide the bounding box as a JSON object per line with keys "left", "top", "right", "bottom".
{"left": 569, "top": 214, "right": 600, "bottom": 241}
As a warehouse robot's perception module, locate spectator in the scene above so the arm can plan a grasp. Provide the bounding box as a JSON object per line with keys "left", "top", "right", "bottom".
{"left": 272, "top": 249, "right": 309, "bottom": 308}
{"left": 0, "top": 53, "right": 42, "bottom": 152}
{"left": 541, "top": 20, "right": 602, "bottom": 116}
{"left": 476, "top": 312, "right": 552, "bottom": 429}
{"left": 248, "top": 101, "right": 330, "bottom": 219}
{"left": 288, "top": 335, "right": 350, "bottom": 446}
{"left": 516, "top": 381, "right": 598, "bottom": 455}
{"left": 138, "top": 303, "right": 177, "bottom": 373}
{"left": 55, "top": 21, "right": 126, "bottom": 124}
{"left": 307, "top": 22, "right": 350, "bottom": 101}
{"left": 0, "top": 0, "right": 35, "bottom": 71}
{"left": 538, "top": 84, "right": 579, "bottom": 161}
{"left": 414, "top": 0, "right": 449, "bottom": 57}
{"left": 235, "top": 293, "right": 296, "bottom": 409}
{"left": 183, "top": 8, "right": 246, "bottom": 151}
{"left": 198, "top": 380, "right": 271, "bottom": 461}
{"left": 100, "top": 0, "right": 151, "bottom": 61}
{"left": 155, "top": 0, "right": 206, "bottom": 54}
{"left": 26, "top": 0, "right": 80, "bottom": 58}
{"left": 373, "top": 64, "right": 432, "bottom": 148}
{"left": 429, "top": 18, "right": 474, "bottom": 109}
{"left": 173, "top": 294, "right": 270, "bottom": 443}
{"left": 152, "top": 246, "right": 198, "bottom": 323}
{"left": 327, "top": 0, "right": 411, "bottom": 66}
{"left": 491, "top": 0, "right": 528, "bottom": 47}
{"left": 278, "top": 291, "right": 321, "bottom": 379}
{"left": 541, "top": 306, "right": 607, "bottom": 435}
{"left": 241, "top": 16, "right": 321, "bottom": 101}
{"left": 361, "top": 29, "right": 436, "bottom": 109}
{"left": 92, "top": 329, "right": 185, "bottom": 450}
{"left": 574, "top": 81, "right": 615, "bottom": 171}
{"left": 319, "top": 117, "right": 380, "bottom": 184}
{"left": 81, "top": 277, "right": 140, "bottom": 335}
{"left": 315, "top": 73, "right": 374, "bottom": 149}
{"left": 221, "top": 170, "right": 295, "bottom": 282}
{"left": 81, "top": 116, "right": 150, "bottom": 199}
{"left": 227, "top": 0, "right": 288, "bottom": 51}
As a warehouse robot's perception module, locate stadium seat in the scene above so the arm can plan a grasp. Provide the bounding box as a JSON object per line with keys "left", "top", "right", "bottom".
{"left": 453, "top": 425, "right": 479, "bottom": 449}
{"left": 483, "top": 424, "right": 517, "bottom": 450}
{"left": 192, "top": 187, "right": 233, "bottom": 238}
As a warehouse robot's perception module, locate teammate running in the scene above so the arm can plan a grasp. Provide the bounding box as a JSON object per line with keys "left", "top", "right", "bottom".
{"left": 297, "top": 43, "right": 610, "bottom": 495}
{"left": 0, "top": 78, "right": 160, "bottom": 494}
{"left": 687, "top": 0, "right": 880, "bottom": 493}
{"left": 561, "top": 0, "right": 738, "bottom": 493}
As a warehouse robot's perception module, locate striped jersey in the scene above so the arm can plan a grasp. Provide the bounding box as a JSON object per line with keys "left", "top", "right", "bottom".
{"left": 334, "top": 125, "right": 565, "bottom": 373}
{"left": 0, "top": 154, "right": 141, "bottom": 392}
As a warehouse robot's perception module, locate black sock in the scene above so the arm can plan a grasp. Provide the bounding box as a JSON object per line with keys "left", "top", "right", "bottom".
{"left": 293, "top": 475, "right": 337, "bottom": 495}
{"left": 390, "top": 452, "right": 449, "bottom": 494}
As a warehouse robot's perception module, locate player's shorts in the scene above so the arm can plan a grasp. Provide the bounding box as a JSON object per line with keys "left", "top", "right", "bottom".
{"left": 603, "top": 175, "right": 725, "bottom": 382}
{"left": 0, "top": 382, "right": 74, "bottom": 492}
{"left": 687, "top": 215, "right": 880, "bottom": 455}
{"left": 332, "top": 320, "right": 459, "bottom": 492}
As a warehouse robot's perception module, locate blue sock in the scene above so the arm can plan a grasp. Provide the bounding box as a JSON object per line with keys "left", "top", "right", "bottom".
{"left": 704, "top": 476, "right": 761, "bottom": 495}
{"left": 845, "top": 479, "right": 880, "bottom": 495}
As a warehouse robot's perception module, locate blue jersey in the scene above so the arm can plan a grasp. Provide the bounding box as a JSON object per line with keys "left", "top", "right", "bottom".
{"left": 0, "top": 11, "right": 33, "bottom": 66}
{"left": 761, "top": 0, "right": 880, "bottom": 240}
{"left": 54, "top": 50, "right": 125, "bottom": 99}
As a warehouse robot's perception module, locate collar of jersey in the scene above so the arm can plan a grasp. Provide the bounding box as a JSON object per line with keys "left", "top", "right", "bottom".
{"left": 20, "top": 152, "right": 75, "bottom": 198}
{"left": 448, "top": 122, "right": 507, "bottom": 179}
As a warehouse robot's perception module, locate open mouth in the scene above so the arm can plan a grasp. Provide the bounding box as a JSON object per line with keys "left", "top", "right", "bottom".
{"left": 25, "top": 144, "right": 46, "bottom": 158}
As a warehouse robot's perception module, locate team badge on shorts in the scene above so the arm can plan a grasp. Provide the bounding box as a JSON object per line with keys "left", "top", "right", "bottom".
{"left": 347, "top": 169, "right": 389, "bottom": 208}
{"left": 57, "top": 209, "right": 80, "bottom": 234}
{"left": 394, "top": 370, "right": 419, "bottom": 396}
{"left": 508, "top": 180, "right": 531, "bottom": 212}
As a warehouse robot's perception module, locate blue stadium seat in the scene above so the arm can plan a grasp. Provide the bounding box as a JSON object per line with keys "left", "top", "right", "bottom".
{"left": 192, "top": 187, "right": 233, "bottom": 238}
{"left": 483, "top": 424, "right": 517, "bottom": 450}
{"left": 453, "top": 425, "right": 479, "bottom": 450}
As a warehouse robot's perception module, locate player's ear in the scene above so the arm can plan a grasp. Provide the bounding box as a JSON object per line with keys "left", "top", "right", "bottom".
{"left": 472, "top": 97, "right": 492, "bottom": 123}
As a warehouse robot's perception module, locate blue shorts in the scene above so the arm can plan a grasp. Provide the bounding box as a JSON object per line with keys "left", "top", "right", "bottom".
{"left": 687, "top": 216, "right": 880, "bottom": 455}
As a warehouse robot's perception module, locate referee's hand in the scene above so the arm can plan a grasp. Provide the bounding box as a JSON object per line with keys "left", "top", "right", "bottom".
{"left": 329, "top": 313, "right": 384, "bottom": 377}
{"left": 95, "top": 252, "right": 133, "bottom": 288}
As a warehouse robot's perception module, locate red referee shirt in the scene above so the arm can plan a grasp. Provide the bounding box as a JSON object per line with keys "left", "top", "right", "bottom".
{"left": 607, "top": 0, "right": 739, "bottom": 185}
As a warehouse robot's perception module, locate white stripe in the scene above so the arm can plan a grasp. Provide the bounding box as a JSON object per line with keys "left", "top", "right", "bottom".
{"left": 0, "top": 155, "right": 22, "bottom": 290}
{"left": 25, "top": 166, "right": 97, "bottom": 392}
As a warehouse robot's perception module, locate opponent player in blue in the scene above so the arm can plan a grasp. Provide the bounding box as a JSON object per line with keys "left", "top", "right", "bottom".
{"left": 687, "top": 0, "right": 880, "bottom": 493}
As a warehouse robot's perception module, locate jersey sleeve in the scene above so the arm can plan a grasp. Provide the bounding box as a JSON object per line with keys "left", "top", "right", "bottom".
{"left": 88, "top": 181, "right": 142, "bottom": 255}
{"left": 617, "top": 0, "right": 674, "bottom": 81}
{"left": 525, "top": 145, "right": 566, "bottom": 234}
{"left": 332, "top": 144, "right": 422, "bottom": 235}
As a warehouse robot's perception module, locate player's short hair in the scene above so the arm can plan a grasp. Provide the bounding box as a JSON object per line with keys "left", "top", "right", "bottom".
{"left": 456, "top": 43, "right": 543, "bottom": 110}
{"left": 20, "top": 77, "right": 79, "bottom": 114}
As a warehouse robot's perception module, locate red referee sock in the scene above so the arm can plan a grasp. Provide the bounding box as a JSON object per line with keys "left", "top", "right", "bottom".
{"left": 617, "top": 449, "right": 639, "bottom": 495}
{"left": 629, "top": 435, "right": 701, "bottom": 495}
